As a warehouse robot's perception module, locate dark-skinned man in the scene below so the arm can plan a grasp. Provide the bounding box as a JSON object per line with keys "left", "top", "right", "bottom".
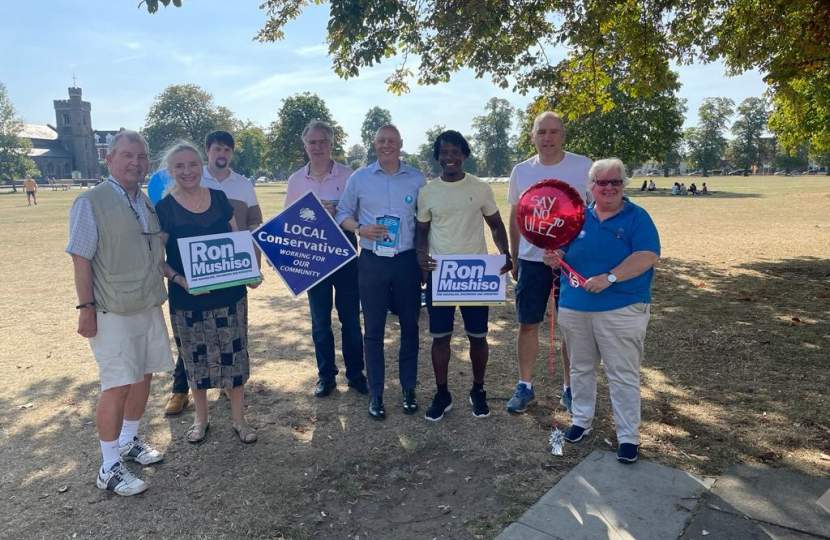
{"left": 415, "top": 130, "right": 512, "bottom": 421}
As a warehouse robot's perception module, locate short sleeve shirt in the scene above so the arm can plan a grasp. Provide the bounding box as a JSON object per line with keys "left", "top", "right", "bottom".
{"left": 416, "top": 173, "right": 499, "bottom": 255}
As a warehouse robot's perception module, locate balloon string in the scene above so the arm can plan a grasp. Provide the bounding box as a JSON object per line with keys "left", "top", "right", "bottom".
{"left": 550, "top": 268, "right": 558, "bottom": 429}
{"left": 559, "top": 258, "right": 587, "bottom": 288}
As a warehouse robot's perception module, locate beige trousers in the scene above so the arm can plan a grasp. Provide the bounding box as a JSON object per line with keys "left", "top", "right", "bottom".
{"left": 558, "top": 303, "right": 650, "bottom": 445}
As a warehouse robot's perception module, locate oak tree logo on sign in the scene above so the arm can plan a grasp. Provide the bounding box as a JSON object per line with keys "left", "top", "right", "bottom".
{"left": 437, "top": 259, "right": 500, "bottom": 292}
{"left": 299, "top": 207, "right": 316, "bottom": 222}
{"left": 190, "top": 238, "right": 252, "bottom": 278}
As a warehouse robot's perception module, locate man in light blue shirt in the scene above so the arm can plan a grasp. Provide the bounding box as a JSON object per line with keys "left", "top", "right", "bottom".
{"left": 336, "top": 125, "right": 425, "bottom": 420}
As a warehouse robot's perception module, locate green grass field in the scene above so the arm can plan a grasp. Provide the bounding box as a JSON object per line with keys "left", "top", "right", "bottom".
{"left": 0, "top": 175, "right": 827, "bottom": 539}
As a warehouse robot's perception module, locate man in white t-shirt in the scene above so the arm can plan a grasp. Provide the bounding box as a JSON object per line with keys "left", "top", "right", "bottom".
{"left": 506, "top": 112, "right": 592, "bottom": 415}
{"left": 164, "top": 130, "right": 264, "bottom": 415}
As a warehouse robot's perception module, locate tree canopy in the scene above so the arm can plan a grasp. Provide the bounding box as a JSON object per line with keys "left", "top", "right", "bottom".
{"left": 472, "top": 98, "right": 515, "bottom": 177}
{"left": 143, "top": 0, "right": 830, "bottom": 153}
{"left": 684, "top": 97, "right": 734, "bottom": 175}
{"left": 267, "top": 92, "right": 345, "bottom": 174}
{"left": 729, "top": 98, "right": 770, "bottom": 174}
{"left": 360, "top": 106, "right": 392, "bottom": 163}
{"left": 142, "top": 84, "right": 236, "bottom": 155}
{"left": 0, "top": 82, "right": 37, "bottom": 185}
{"left": 231, "top": 121, "right": 268, "bottom": 178}
{"left": 525, "top": 67, "right": 687, "bottom": 168}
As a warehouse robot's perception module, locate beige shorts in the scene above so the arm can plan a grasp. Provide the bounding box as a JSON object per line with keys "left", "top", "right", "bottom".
{"left": 89, "top": 306, "right": 173, "bottom": 391}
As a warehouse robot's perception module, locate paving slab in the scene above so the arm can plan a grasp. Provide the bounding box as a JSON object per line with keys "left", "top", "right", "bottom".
{"left": 705, "top": 463, "right": 830, "bottom": 538}
{"left": 679, "top": 507, "right": 819, "bottom": 540}
{"left": 494, "top": 450, "right": 715, "bottom": 540}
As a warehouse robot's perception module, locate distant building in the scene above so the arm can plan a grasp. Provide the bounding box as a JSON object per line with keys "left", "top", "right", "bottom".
{"left": 19, "top": 87, "right": 103, "bottom": 179}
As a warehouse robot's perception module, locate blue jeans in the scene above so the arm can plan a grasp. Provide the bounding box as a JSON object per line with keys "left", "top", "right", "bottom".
{"left": 358, "top": 249, "right": 421, "bottom": 397}
{"left": 307, "top": 257, "right": 364, "bottom": 382}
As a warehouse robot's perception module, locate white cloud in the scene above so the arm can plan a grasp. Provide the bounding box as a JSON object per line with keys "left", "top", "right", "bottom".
{"left": 295, "top": 44, "right": 328, "bottom": 58}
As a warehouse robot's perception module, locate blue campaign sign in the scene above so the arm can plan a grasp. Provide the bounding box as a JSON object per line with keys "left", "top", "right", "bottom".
{"left": 252, "top": 191, "right": 357, "bottom": 297}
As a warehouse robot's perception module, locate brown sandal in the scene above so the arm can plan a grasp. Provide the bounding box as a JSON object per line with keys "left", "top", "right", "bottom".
{"left": 233, "top": 422, "right": 258, "bottom": 444}
{"left": 186, "top": 421, "right": 210, "bottom": 444}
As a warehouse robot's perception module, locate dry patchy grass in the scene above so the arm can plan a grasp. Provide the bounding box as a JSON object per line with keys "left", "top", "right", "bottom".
{"left": 0, "top": 175, "right": 827, "bottom": 539}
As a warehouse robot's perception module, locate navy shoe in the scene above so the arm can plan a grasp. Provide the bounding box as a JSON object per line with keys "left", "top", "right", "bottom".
{"left": 347, "top": 376, "right": 369, "bottom": 395}
{"left": 617, "top": 443, "right": 639, "bottom": 464}
{"left": 314, "top": 379, "right": 337, "bottom": 398}
{"left": 563, "top": 425, "right": 593, "bottom": 443}
{"left": 425, "top": 392, "right": 453, "bottom": 422}
{"left": 505, "top": 383, "right": 536, "bottom": 414}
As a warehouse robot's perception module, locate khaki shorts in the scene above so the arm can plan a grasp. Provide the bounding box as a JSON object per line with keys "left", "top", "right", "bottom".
{"left": 89, "top": 306, "right": 173, "bottom": 391}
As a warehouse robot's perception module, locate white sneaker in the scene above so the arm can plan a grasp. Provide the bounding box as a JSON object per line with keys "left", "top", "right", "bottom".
{"left": 96, "top": 461, "right": 147, "bottom": 496}
{"left": 119, "top": 437, "right": 163, "bottom": 465}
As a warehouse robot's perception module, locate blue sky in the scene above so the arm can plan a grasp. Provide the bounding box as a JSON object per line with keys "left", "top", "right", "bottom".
{"left": 2, "top": 1, "right": 768, "bottom": 154}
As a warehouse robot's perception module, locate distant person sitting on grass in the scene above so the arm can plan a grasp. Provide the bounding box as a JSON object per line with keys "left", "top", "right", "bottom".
{"left": 640, "top": 180, "right": 647, "bottom": 191}
{"left": 701, "top": 182, "right": 709, "bottom": 195}
{"left": 679, "top": 183, "right": 688, "bottom": 196}
{"left": 689, "top": 183, "right": 697, "bottom": 195}
{"left": 671, "top": 182, "right": 679, "bottom": 195}
{"left": 647, "top": 180, "right": 656, "bottom": 191}
{"left": 23, "top": 175, "right": 37, "bottom": 205}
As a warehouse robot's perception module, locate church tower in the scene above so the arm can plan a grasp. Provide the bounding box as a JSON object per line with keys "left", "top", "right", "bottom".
{"left": 54, "top": 87, "right": 99, "bottom": 178}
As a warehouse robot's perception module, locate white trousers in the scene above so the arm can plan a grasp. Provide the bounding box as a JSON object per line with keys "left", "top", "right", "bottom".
{"left": 558, "top": 303, "right": 650, "bottom": 445}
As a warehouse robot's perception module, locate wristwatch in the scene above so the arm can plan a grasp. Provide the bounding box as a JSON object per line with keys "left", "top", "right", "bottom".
{"left": 606, "top": 273, "right": 618, "bottom": 284}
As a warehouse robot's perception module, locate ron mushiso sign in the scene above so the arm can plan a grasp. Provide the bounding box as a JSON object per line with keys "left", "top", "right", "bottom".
{"left": 437, "top": 259, "right": 500, "bottom": 292}
{"left": 190, "top": 238, "right": 252, "bottom": 277}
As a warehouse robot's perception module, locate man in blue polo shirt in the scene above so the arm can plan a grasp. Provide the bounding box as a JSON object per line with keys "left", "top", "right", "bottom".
{"left": 335, "top": 125, "right": 425, "bottom": 420}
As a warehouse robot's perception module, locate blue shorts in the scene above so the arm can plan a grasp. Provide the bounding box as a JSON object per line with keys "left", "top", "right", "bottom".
{"left": 425, "top": 274, "right": 489, "bottom": 338}
{"left": 514, "top": 259, "right": 560, "bottom": 325}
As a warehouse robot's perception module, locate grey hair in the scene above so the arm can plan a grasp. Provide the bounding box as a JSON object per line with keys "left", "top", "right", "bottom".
{"left": 107, "top": 130, "right": 149, "bottom": 156}
{"left": 301, "top": 120, "right": 334, "bottom": 143}
{"left": 589, "top": 158, "right": 630, "bottom": 187}
{"left": 374, "top": 124, "right": 401, "bottom": 141}
{"left": 532, "top": 111, "right": 564, "bottom": 134}
{"left": 159, "top": 140, "right": 204, "bottom": 196}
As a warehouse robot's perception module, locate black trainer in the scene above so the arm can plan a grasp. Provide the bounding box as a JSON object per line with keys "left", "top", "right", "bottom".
{"left": 469, "top": 388, "right": 490, "bottom": 418}
{"left": 425, "top": 392, "right": 453, "bottom": 422}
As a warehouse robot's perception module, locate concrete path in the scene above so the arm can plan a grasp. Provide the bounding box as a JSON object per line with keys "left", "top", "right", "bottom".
{"left": 495, "top": 451, "right": 830, "bottom": 540}
{"left": 680, "top": 463, "right": 830, "bottom": 540}
{"left": 495, "top": 450, "right": 715, "bottom": 540}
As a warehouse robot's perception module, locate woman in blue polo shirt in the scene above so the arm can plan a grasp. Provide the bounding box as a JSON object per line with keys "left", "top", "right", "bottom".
{"left": 543, "top": 158, "right": 660, "bottom": 464}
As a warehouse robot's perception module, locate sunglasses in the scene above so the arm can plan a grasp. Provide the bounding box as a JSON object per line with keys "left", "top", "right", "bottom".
{"left": 595, "top": 179, "right": 624, "bottom": 186}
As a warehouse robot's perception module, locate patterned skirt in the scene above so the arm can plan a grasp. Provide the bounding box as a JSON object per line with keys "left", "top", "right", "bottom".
{"left": 170, "top": 297, "right": 250, "bottom": 390}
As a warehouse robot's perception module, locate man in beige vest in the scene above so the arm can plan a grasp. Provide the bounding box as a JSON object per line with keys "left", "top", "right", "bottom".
{"left": 67, "top": 130, "right": 172, "bottom": 496}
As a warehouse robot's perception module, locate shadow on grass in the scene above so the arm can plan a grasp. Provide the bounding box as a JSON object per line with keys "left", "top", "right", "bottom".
{"left": 1, "top": 256, "right": 826, "bottom": 539}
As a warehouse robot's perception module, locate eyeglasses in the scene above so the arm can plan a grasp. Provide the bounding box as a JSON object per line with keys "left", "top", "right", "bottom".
{"left": 595, "top": 179, "right": 624, "bottom": 186}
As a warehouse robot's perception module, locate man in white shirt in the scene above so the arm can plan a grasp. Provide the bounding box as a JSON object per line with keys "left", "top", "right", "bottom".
{"left": 164, "top": 130, "right": 264, "bottom": 415}
{"left": 506, "top": 112, "right": 592, "bottom": 415}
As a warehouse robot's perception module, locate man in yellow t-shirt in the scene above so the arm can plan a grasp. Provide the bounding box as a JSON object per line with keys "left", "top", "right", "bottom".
{"left": 23, "top": 175, "right": 38, "bottom": 206}
{"left": 415, "top": 130, "right": 512, "bottom": 421}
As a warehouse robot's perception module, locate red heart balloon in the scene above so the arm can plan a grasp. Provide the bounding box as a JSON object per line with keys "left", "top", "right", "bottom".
{"left": 517, "top": 179, "right": 586, "bottom": 250}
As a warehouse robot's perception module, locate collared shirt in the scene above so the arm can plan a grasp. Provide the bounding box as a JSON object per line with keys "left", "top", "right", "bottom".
{"left": 559, "top": 197, "right": 661, "bottom": 312}
{"left": 335, "top": 160, "right": 426, "bottom": 253}
{"left": 285, "top": 160, "right": 353, "bottom": 207}
{"left": 200, "top": 167, "right": 263, "bottom": 230}
{"left": 66, "top": 177, "right": 154, "bottom": 260}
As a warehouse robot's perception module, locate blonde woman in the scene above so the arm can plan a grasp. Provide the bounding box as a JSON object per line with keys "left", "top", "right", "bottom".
{"left": 155, "top": 141, "right": 258, "bottom": 444}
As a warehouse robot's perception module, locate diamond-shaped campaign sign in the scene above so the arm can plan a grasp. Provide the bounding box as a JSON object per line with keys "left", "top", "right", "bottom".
{"left": 252, "top": 191, "right": 357, "bottom": 297}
